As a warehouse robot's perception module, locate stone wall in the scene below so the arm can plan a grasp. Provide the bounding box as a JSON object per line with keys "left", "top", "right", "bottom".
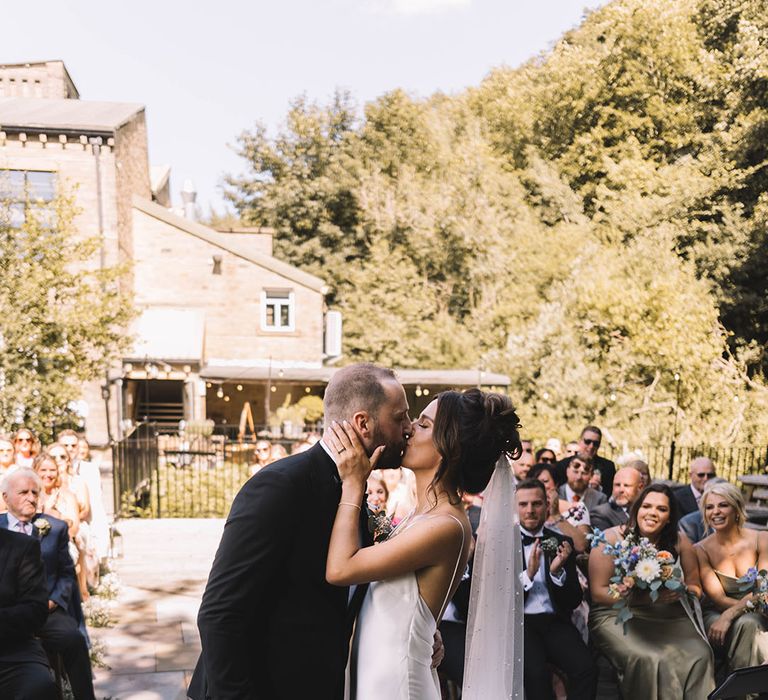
{"left": 132, "top": 206, "right": 325, "bottom": 366}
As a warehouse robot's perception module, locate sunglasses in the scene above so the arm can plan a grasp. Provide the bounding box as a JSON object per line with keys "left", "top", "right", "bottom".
{"left": 540, "top": 456, "right": 555, "bottom": 463}
{"left": 695, "top": 472, "right": 716, "bottom": 479}
{"left": 582, "top": 438, "right": 600, "bottom": 447}
{"left": 15, "top": 437, "right": 32, "bottom": 443}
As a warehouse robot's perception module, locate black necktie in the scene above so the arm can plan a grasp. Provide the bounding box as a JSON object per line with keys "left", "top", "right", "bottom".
{"left": 521, "top": 533, "right": 541, "bottom": 547}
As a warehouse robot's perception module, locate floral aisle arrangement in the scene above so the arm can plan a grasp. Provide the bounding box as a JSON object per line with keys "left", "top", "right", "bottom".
{"left": 588, "top": 529, "right": 685, "bottom": 631}
{"left": 738, "top": 567, "right": 768, "bottom": 612}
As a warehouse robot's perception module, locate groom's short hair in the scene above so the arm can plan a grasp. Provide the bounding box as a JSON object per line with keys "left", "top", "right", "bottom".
{"left": 324, "top": 363, "right": 398, "bottom": 425}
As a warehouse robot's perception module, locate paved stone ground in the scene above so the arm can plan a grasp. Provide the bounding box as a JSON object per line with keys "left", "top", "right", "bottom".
{"left": 92, "top": 519, "right": 224, "bottom": 700}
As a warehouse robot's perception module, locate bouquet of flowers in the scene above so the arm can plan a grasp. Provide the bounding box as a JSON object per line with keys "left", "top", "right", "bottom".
{"left": 737, "top": 567, "right": 768, "bottom": 612}
{"left": 367, "top": 506, "right": 394, "bottom": 543}
{"left": 588, "top": 529, "right": 685, "bottom": 631}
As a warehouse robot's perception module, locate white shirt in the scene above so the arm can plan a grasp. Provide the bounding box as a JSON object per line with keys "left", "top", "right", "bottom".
{"left": 7, "top": 512, "right": 32, "bottom": 536}
{"left": 691, "top": 484, "right": 703, "bottom": 505}
{"left": 519, "top": 526, "right": 566, "bottom": 615}
{"left": 564, "top": 484, "right": 584, "bottom": 503}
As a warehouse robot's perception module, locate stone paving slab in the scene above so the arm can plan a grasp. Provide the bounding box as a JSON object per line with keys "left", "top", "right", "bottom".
{"left": 93, "top": 519, "right": 224, "bottom": 700}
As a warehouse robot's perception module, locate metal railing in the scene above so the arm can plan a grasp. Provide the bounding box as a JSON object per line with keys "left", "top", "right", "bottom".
{"left": 112, "top": 432, "right": 768, "bottom": 519}
{"left": 602, "top": 444, "right": 768, "bottom": 484}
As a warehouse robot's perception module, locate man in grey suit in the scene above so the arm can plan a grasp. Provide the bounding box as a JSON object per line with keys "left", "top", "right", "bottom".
{"left": 590, "top": 467, "right": 643, "bottom": 531}
{"left": 557, "top": 452, "right": 607, "bottom": 512}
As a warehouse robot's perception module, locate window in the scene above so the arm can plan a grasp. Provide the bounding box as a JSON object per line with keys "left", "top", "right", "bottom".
{"left": 261, "top": 289, "right": 295, "bottom": 332}
{"left": 0, "top": 169, "right": 56, "bottom": 228}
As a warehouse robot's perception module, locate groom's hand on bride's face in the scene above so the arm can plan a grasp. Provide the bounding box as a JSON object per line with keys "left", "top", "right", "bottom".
{"left": 430, "top": 629, "right": 444, "bottom": 669}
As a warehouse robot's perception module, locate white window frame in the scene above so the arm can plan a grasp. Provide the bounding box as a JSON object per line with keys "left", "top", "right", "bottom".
{"left": 261, "top": 289, "right": 295, "bottom": 332}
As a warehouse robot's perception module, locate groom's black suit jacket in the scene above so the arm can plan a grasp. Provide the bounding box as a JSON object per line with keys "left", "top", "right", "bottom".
{"left": 189, "top": 443, "right": 371, "bottom": 700}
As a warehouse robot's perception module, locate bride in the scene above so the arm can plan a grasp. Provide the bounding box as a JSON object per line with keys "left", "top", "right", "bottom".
{"left": 325, "top": 388, "right": 522, "bottom": 699}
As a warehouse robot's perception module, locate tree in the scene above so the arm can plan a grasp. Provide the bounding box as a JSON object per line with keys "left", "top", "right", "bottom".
{"left": 0, "top": 188, "right": 134, "bottom": 440}
{"left": 224, "top": 0, "right": 768, "bottom": 444}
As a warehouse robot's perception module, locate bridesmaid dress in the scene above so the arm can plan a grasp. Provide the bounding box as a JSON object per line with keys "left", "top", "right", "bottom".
{"left": 702, "top": 569, "right": 768, "bottom": 674}
{"left": 589, "top": 562, "right": 715, "bottom": 700}
{"left": 352, "top": 514, "right": 465, "bottom": 700}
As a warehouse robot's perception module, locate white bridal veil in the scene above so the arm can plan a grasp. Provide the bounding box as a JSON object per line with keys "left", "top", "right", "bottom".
{"left": 462, "top": 457, "right": 524, "bottom": 699}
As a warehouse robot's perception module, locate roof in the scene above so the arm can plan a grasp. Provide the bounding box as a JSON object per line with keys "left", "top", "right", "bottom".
{"left": 0, "top": 96, "right": 144, "bottom": 134}
{"left": 201, "top": 365, "right": 510, "bottom": 387}
{"left": 0, "top": 60, "right": 80, "bottom": 99}
{"left": 132, "top": 196, "right": 328, "bottom": 294}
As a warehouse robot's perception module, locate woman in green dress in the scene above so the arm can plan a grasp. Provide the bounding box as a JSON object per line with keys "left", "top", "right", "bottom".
{"left": 695, "top": 481, "right": 768, "bottom": 683}
{"left": 589, "top": 483, "right": 715, "bottom": 699}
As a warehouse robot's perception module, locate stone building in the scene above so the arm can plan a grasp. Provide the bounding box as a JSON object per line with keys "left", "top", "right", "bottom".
{"left": 0, "top": 61, "right": 509, "bottom": 448}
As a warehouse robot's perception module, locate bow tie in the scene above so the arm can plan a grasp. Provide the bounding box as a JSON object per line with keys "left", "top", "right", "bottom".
{"left": 521, "top": 533, "right": 542, "bottom": 546}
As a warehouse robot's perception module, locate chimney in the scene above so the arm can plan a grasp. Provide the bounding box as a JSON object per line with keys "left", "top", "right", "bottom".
{"left": 181, "top": 179, "right": 197, "bottom": 221}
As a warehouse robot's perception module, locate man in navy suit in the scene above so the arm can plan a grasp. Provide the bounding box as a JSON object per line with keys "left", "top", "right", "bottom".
{"left": 517, "top": 478, "right": 596, "bottom": 700}
{"left": 2, "top": 468, "right": 95, "bottom": 700}
{"left": 0, "top": 525, "right": 57, "bottom": 699}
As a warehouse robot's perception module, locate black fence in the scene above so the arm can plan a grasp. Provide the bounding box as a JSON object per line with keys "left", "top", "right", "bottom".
{"left": 602, "top": 443, "right": 768, "bottom": 484}
{"left": 112, "top": 427, "right": 768, "bottom": 519}
{"left": 112, "top": 424, "right": 287, "bottom": 518}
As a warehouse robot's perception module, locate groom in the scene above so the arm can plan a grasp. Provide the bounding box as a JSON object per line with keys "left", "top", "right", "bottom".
{"left": 188, "top": 363, "right": 413, "bottom": 700}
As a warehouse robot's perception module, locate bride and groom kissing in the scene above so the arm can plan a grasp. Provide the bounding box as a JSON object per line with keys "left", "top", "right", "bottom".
{"left": 188, "top": 363, "right": 522, "bottom": 700}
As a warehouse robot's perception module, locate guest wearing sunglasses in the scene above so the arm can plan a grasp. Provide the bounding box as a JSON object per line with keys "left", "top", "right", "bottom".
{"left": 13, "top": 429, "right": 38, "bottom": 469}
{"left": 554, "top": 426, "right": 616, "bottom": 495}
{"left": 535, "top": 447, "right": 557, "bottom": 465}
{"left": 674, "top": 457, "right": 717, "bottom": 517}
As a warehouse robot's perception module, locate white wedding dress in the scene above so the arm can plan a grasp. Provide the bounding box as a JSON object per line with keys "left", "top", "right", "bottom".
{"left": 351, "top": 514, "right": 465, "bottom": 700}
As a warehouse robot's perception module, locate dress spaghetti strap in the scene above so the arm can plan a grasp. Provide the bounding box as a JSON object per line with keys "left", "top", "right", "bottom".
{"left": 436, "top": 514, "right": 466, "bottom": 622}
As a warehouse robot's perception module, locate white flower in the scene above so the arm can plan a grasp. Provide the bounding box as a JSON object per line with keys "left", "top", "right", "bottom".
{"left": 635, "top": 558, "right": 661, "bottom": 584}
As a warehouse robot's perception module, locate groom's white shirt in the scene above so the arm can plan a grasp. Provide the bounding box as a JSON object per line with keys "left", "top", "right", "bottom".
{"left": 320, "top": 438, "right": 359, "bottom": 604}
{"left": 520, "top": 526, "right": 565, "bottom": 615}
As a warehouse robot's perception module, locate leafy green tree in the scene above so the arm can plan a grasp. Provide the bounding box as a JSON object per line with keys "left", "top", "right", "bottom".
{"left": 0, "top": 189, "right": 133, "bottom": 440}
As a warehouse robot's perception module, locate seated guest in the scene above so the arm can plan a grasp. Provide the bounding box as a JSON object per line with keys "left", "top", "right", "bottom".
{"left": 0, "top": 434, "right": 15, "bottom": 475}
{"left": 517, "top": 479, "right": 596, "bottom": 699}
{"left": 695, "top": 481, "right": 768, "bottom": 676}
{"left": 0, "top": 524, "right": 56, "bottom": 699}
{"left": 590, "top": 466, "right": 643, "bottom": 531}
{"left": 530, "top": 463, "right": 589, "bottom": 552}
{"left": 589, "top": 484, "right": 714, "bottom": 699}
{"left": 678, "top": 478, "right": 728, "bottom": 544}
{"left": 43, "top": 446, "right": 94, "bottom": 599}
{"left": 365, "top": 470, "right": 389, "bottom": 512}
{"left": 13, "top": 427, "right": 39, "bottom": 468}
{"left": 2, "top": 469, "right": 96, "bottom": 700}
{"left": 34, "top": 453, "right": 81, "bottom": 540}
{"left": 59, "top": 431, "right": 110, "bottom": 563}
{"left": 625, "top": 458, "right": 651, "bottom": 487}
{"left": 674, "top": 456, "right": 716, "bottom": 516}
{"left": 557, "top": 453, "right": 607, "bottom": 511}
{"left": 555, "top": 425, "right": 616, "bottom": 494}
{"left": 511, "top": 450, "right": 533, "bottom": 482}
{"left": 249, "top": 440, "right": 273, "bottom": 476}
{"left": 0, "top": 434, "right": 15, "bottom": 513}
{"left": 382, "top": 467, "right": 417, "bottom": 525}
{"left": 535, "top": 447, "right": 557, "bottom": 465}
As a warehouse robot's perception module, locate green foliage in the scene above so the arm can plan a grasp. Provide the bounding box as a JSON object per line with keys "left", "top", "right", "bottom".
{"left": 0, "top": 189, "right": 134, "bottom": 441}
{"left": 297, "top": 394, "right": 324, "bottom": 422}
{"left": 225, "top": 0, "right": 768, "bottom": 445}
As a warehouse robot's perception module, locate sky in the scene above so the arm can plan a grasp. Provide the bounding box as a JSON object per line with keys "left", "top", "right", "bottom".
{"left": 2, "top": 0, "right": 606, "bottom": 213}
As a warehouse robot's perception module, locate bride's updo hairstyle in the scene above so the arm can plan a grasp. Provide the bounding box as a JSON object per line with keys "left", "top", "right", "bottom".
{"left": 431, "top": 388, "right": 522, "bottom": 497}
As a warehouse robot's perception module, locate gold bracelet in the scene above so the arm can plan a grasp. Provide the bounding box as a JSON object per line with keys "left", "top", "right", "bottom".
{"left": 338, "top": 501, "right": 362, "bottom": 511}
